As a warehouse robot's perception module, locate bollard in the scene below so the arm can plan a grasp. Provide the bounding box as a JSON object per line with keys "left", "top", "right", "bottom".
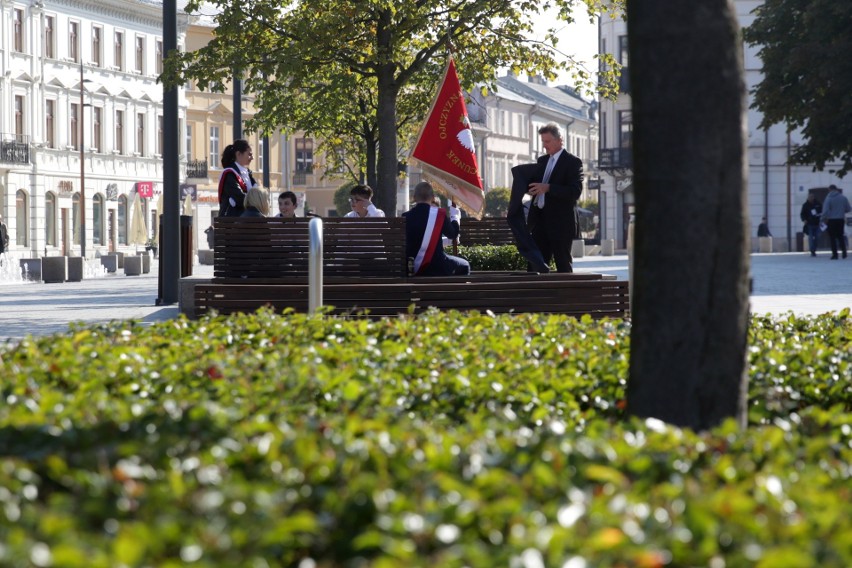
{"left": 308, "top": 217, "right": 323, "bottom": 313}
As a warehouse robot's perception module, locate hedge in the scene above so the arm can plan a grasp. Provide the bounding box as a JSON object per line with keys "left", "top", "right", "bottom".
{"left": 0, "top": 309, "right": 849, "bottom": 567}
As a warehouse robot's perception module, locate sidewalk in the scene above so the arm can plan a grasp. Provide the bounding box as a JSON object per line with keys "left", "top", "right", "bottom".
{"left": 0, "top": 252, "right": 849, "bottom": 343}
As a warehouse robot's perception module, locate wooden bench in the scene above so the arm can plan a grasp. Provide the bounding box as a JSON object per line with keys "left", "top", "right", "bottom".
{"left": 457, "top": 217, "right": 515, "bottom": 247}
{"left": 188, "top": 217, "right": 629, "bottom": 318}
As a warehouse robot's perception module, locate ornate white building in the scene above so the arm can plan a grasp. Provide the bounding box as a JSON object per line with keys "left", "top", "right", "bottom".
{"left": 1, "top": 0, "right": 180, "bottom": 258}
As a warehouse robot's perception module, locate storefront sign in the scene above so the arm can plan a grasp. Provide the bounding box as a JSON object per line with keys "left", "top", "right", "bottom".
{"left": 137, "top": 181, "right": 154, "bottom": 198}
{"left": 58, "top": 180, "right": 74, "bottom": 194}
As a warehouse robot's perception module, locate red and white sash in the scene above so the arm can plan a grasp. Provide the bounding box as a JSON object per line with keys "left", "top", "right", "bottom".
{"left": 413, "top": 206, "right": 446, "bottom": 275}
{"left": 217, "top": 167, "right": 247, "bottom": 202}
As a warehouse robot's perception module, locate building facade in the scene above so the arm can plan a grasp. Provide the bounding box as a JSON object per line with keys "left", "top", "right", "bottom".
{"left": 1, "top": 0, "right": 176, "bottom": 259}
{"left": 598, "top": 2, "right": 846, "bottom": 250}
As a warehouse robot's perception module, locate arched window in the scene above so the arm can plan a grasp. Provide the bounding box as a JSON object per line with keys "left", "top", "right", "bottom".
{"left": 93, "top": 194, "right": 104, "bottom": 245}
{"left": 15, "top": 189, "right": 28, "bottom": 247}
{"left": 45, "top": 192, "right": 57, "bottom": 246}
{"left": 72, "top": 192, "right": 81, "bottom": 245}
{"left": 117, "top": 194, "right": 127, "bottom": 245}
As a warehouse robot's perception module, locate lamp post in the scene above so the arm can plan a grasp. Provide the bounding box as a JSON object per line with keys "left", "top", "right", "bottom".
{"left": 79, "top": 62, "right": 86, "bottom": 258}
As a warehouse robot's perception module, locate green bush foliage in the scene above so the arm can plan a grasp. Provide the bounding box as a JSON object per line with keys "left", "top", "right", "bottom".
{"left": 457, "top": 244, "right": 555, "bottom": 271}
{"left": 0, "top": 309, "right": 849, "bottom": 567}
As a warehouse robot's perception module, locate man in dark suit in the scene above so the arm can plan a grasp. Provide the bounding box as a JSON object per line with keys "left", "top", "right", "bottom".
{"left": 403, "top": 181, "right": 470, "bottom": 276}
{"left": 526, "top": 123, "right": 584, "bottom": 272}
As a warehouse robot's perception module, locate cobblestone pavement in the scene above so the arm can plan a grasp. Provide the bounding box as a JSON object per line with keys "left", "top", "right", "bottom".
{"left": 0, "top": 252, "right": 849, "bottom": 343}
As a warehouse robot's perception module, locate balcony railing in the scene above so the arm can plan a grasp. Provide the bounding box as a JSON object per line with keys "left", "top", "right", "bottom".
{"left": 186, "top": 158, "right": 208, "bottom": 179}
{"left": 293, "top": 171, "right": 307, "bottom": 186}
{"left": 0, "top": 134, "right": 30, "bottom": 164}
{"left": 599, "top": 147, "right": 632, "bottom": 171}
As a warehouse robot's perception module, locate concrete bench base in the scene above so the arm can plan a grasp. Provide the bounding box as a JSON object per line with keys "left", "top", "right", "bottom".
{"left": 601, "top": 239, "right": 616, "bottom": 256}
{"left": 759, "top": 236, "right": 773, "bottom": 253}
{"left": 572, "top": 239, "right": 585, "bottom": 258}
{"left": 42, "top": 256, "right": 67, "bottom": 283}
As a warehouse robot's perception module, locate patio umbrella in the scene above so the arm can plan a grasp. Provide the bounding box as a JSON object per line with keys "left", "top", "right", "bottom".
{"left": 183, "top": 192, "right": 193, "bottom": 216}
{"left": 128, "top": 194, "right": 149, "bottom": 249}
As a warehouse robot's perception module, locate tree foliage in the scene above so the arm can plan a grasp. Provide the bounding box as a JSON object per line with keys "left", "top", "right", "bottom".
{"left": 164, "top": 0, "right": 624, "bottom": 213}
{"left": 743, "top": 0, "right": 852, "bottom": 177}
{"left": 484, "top": 187, "right": 510, "bottom": 217}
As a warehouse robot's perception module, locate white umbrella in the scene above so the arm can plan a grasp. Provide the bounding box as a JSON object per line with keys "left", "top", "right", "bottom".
{"left": 128, "top": 194, "right": 149, "bottom": 248}
{"left": 183, "top": 192, "right": 194, "bottom": 216}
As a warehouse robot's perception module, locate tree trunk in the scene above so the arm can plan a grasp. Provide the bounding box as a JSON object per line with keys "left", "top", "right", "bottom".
{"left": 375, "top": 10, "right": 399, "bottom": 215}
{"left": 365, "top": 130, "right": 378, "bottom": 191}
{"left": 626, "top": 1, "right": 750, "bottom": 430}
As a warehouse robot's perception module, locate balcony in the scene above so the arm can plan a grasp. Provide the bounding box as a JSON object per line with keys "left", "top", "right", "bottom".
{"left": 186, "top": 158, "right": 208, "bottom": 179}
{"left": 0, "top": 134, "right": 30, "bottom": 164}
{"left": 599, "top": 147, "right": 632, "bottom": 171}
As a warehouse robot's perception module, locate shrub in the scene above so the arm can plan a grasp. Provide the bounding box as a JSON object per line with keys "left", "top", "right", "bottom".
{"left": 457, "top": 244, "right": 555, "bottom": 271}
{"left": 0, "top": 310, "right": 849, "bottom": 566}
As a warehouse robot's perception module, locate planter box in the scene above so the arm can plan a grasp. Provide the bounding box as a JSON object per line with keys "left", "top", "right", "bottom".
{"left": 20, "top": 258, "right": 42, "bottom": 281}
{"left": 42, "top": 256, "right": 67, "bottom": 283}
{"left": 115, "top": 251, "right": 125, "bottom": 269}
{"left": 137, "top": 252, "right": 151, "bottom": 273}
{"left": 67, "top": 257, "right": 83, "bottom": 282}
{"left": 100, "top": 255, "right": 118, "bottom": 273}
{"left": 124, "top": 255, "right": 143, "bottom": 276}
{"left": 198, "top": 249, "right": 214, "bottom": 265}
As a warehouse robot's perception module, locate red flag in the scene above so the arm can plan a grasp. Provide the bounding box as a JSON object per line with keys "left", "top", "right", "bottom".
{"left": 410, "top": 58, "right": 484, "bottom": 217}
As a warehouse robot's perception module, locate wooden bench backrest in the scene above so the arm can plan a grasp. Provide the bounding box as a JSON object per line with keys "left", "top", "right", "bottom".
{"left": 213, "top": 217, "right": 407, "bottom": 279}
{"left": 459, "top": 218, "right": 515, "bottom": 247}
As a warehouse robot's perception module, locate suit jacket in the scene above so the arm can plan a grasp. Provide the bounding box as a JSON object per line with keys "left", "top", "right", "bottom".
{"left": 402, "top": 203, "right": 460, "bottom": 276}
{"left": 528, "top": 149, "right": 584, "bottom": 239}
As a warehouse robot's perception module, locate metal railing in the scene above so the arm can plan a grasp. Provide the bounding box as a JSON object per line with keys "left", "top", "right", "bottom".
{"left": 186, "top": 159, "right": 208, "bottom": 179}
{"left": 293, "top": 171, "right": 307, "bottom": 186}
{"left": 599, "top": 147, "right": 633, "bottom": 171}
{"left": 0, "top": 134, "right": 30, "bottom": 164}
{"left": 308, "top": 217, "right": 323, "bottom": 313}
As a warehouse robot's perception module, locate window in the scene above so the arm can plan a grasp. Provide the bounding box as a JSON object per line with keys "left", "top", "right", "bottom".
{"left": 601, "top": 112, "right": 606, "bottom": 148}
{"left": 135, "top": 36, "right": 144, "bottom": 73}
{"left": 257, "top": 145, "right": 264, "bottom": 173}
{"left": 92, "top": 194, "right": 104, "bottom": 246}
{"left": 157, "top": 115, "right": 163, "bottom": 155}
{"left": 617, "top": 110, "right": 632, "bottom": 148}
{"left": 185, "top": 123, "right": 192, "bottom": 158}
{"left": 45, "top": 100, "right": 55, "bottom": 148}
{"left": 92, "top": 26, "right": 102, "bottom": 67}
{"left": 295, "top": 138, "right": 313, "bottom": 172}
{"left": 16, "top": 190, "right": 28, "bottom": 247}
{"left": 69, "top": 21, "right": 79, "bottom": 62}
{"left": 72, "top": 193, "right": 80, "bottom": 245}
{"left": 209, "top": 126, "right": 220, "bottom": 166}
{"left": 93, "top": 107, "right": 102, "bottom": 151}
{"left": 618, "top": 35, "right": 629, "bottom": 67}
{"left": 44, "top": 15, "right": 54, "bottom": 58}
{"left": 155, "top": 40, "right": 163, "bottom": 74}
{"left": 14, "top": 9, "right": 24, "bottom": 53}
{"left": 136, "top": 112, "right": 145, "bottom": 155}
{"left": 114, "top": 31, "right": 123, "bottom": 70}
{"left": 45, "top": 192, "right": 56, "bottom": 246}
{"left": 70, "top": 103, "right": 79, "bottom": 150}
{"left": 118, "top": 195, "right": 127, "bottom": 245}
{"left": 115, "top": 110, "right": 124, "bottom": 154}
{"left": 14, "top": 96, "right": 24, "bottom": 138}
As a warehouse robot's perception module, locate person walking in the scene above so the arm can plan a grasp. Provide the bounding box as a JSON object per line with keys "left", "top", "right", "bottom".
{"left": 0, "top": 214, "right": 8, "bottom": 265}
{"left": 757, "top": 217, "right": 772, "bottom": 238}
{"left": 820, "top": 185, "right": 851, "bottom": 259}
{"left": 526, "top": 123, "right": 583, "bottom": 272}
{"left": 800, "top": 193, "right": 822, "bottom": 256}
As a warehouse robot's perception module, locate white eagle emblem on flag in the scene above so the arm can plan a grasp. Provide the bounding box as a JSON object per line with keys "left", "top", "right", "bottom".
{"left": 456, "top": 115, "right": 475, "bottom": 153}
